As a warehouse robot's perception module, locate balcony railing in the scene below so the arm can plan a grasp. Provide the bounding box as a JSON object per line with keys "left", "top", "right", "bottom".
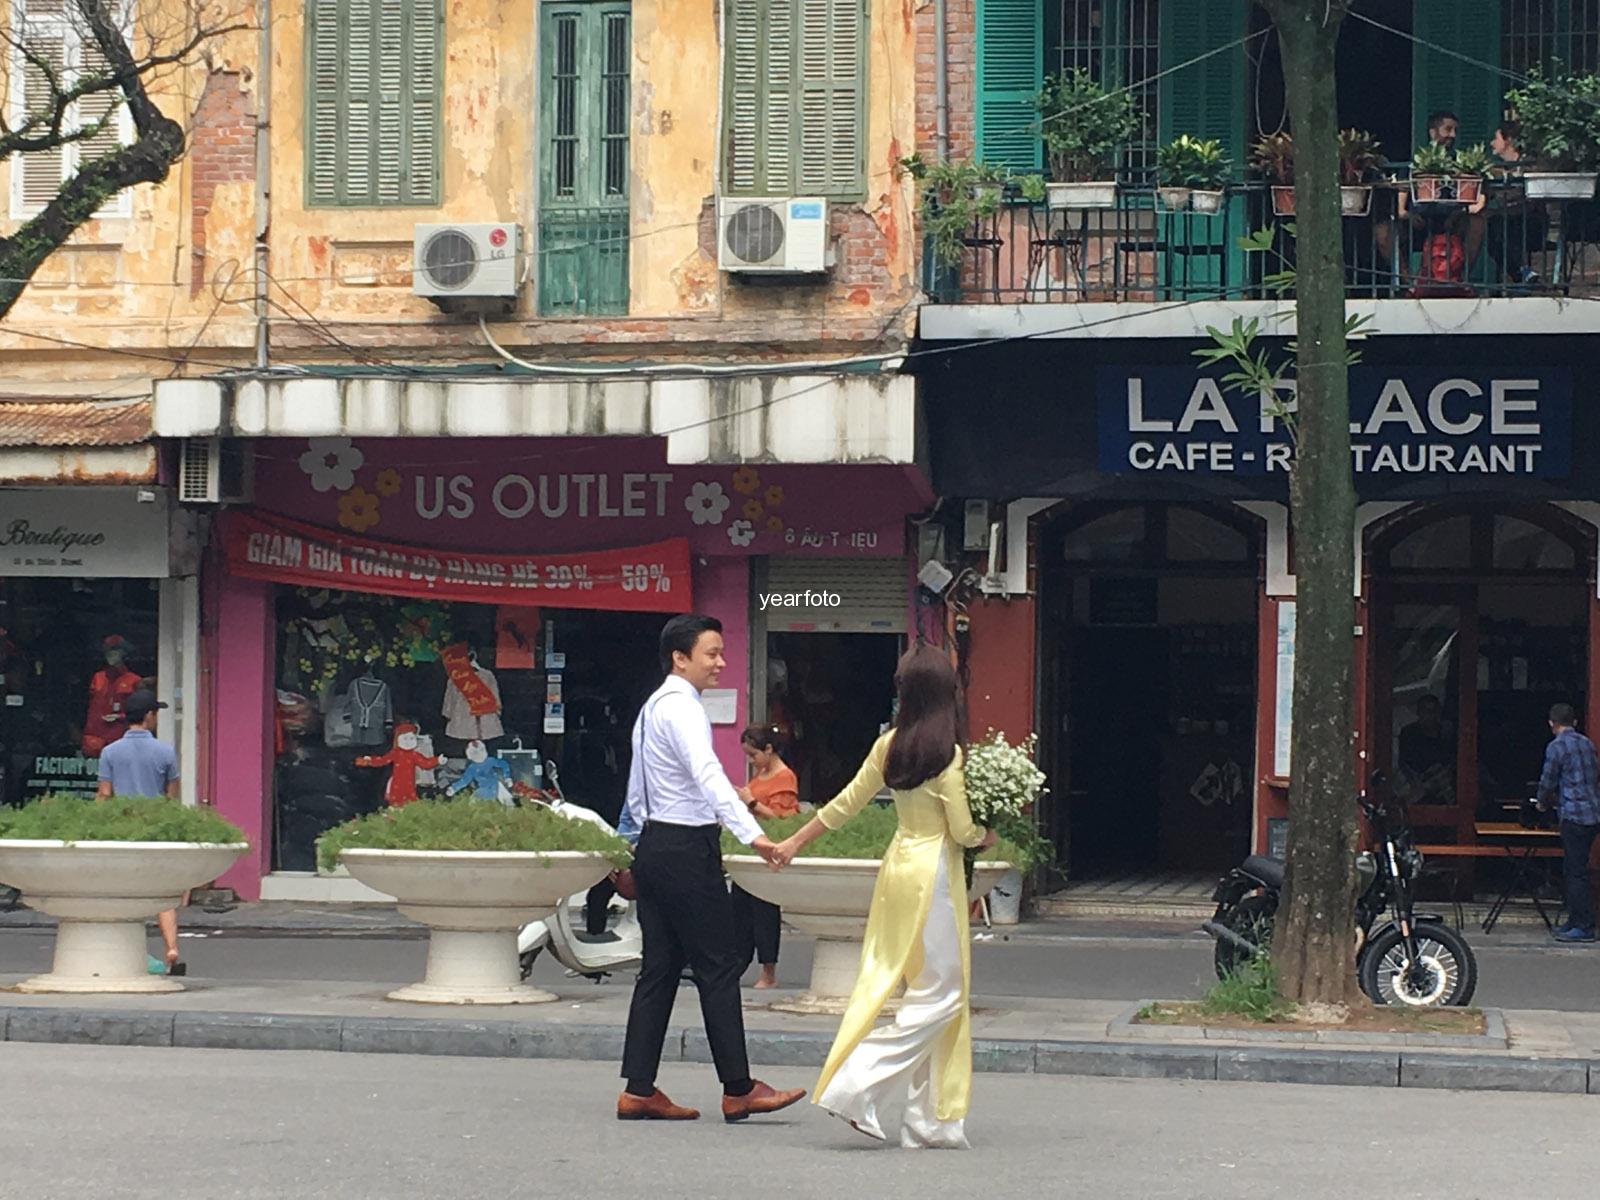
{"left": 925, "top": 175, "right": 1600, "bottom": 306}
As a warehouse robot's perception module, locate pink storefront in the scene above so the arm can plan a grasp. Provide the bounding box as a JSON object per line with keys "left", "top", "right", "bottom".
{"left": 201, "top": 436, "right": 931, "bottom": 899}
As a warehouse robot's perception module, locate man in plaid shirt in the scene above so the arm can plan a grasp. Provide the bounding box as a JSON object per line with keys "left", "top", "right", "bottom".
{"left": 1537, "top": 703, "right": 1600, "bottom": 942}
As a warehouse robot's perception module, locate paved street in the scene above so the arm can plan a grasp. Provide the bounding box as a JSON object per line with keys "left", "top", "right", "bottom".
{"left": 1, "top": 1044, "right": 1595, "bottom": 1200}
{"left": 4, "top": 919, "right": 1598, "bottom": 1010}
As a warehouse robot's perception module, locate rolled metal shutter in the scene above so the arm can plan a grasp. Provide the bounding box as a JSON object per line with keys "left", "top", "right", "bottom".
{"left": 761, "top": 556, "right": 909, "bottom": 633}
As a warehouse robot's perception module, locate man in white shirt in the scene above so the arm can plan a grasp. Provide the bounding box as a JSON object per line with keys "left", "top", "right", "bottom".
{"left": 617, "top": 614, "right": 806, "bottom": 1124}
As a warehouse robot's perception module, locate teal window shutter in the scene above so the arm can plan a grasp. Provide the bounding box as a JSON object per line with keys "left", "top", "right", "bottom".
{"left": 539, "top": 2, "right": 631, "bottom": 316}
{"left": 305, "top": 0, "right": 442, "bottom": 207}
{"left": 976, "top": 0, "right": 1043, "bottom": 170}
{"left": 1413, "top": 1, "right": 1504, "bottom": 149}
{"left": 723, "top": 0, "right": 865, "bottom": 197}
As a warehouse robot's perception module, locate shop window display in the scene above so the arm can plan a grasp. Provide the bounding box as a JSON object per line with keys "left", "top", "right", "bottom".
{"left": 270, "top": 587, "right": 661, "bottom": 870}
{"left": 0, "top": 579, "right": 160, "bottom": 806}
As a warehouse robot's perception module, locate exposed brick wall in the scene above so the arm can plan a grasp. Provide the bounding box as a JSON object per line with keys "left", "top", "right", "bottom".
{"left": 188, "top": 72, "right": 256, "bottom": 298}
{"left": 915, "top": 0, "right": 976, "bottom": 161}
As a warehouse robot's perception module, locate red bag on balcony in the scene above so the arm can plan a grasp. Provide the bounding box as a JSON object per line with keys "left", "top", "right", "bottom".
{"left": 1409, "top": 233, "right": 1472, "bottom": 298}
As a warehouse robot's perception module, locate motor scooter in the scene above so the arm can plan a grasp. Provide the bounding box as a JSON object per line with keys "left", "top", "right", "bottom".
{"left": 516, "top": 764, "right": 643, "bottom": 982}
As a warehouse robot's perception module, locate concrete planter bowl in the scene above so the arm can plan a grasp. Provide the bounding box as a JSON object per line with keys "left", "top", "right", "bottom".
{"left": 0, "top": 840, "right": 247, "bottom": 994}
{"left": 338, "top": 849, "right": 613, "bottom": 1004}
{"left": 724, "top": 856, "right": 1009, "bottom": 1015}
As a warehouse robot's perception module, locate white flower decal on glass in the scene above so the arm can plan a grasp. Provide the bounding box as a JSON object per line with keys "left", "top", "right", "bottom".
{"left": 726, "top": 519, "right": 756, "bottom": 548}
{"left": 298, "top": 437, "right": 365, "bottom": 493}
{"left": 684, "top": 480, "right": 731, "bottom": 526}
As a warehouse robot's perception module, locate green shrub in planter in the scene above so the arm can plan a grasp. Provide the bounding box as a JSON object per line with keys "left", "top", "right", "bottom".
{"left": 316, "top": 798, "right": 632, "bottom": 872}
{"left": 720, "top": 804, "right": 1031, "bottom": 867}
{"left": 1506, "top": 65, "right": 1600, "bottom": 172}
{"left": 0, "top": 794, "right": 245, "bottom": 844}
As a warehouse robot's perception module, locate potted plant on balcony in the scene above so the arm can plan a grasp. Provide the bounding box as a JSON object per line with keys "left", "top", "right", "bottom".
{"left": 1251, "top": 132, "right": 1296, "bottom": 215}
{"left": 1337, "top": 128, "right": 1383, "bottom": 216}
{"left": 317, "top": 797, "right": 629, "bottom": 1004}
{"left": 1031, "top": 67, "right": 1140, "bottom": 210}
{"left": 901, "top": 154, "right": 1010, "bottom": 268}
{"left": 1451, "top": 143, "right": 1493, "bottom": 205}
{"left": 1410, "top": 142, "right": 1458, "bottom": 203}
{"left": 1155, "top": 136, "right": 1197, "bottom": 211}
{"left": 1183, "top": 138, "right": 1233, "bottom": 214}
{"left": 0, "top": 794, "right": 247, "bottom": 994}
{"left": 1506, "top": 65, "right": 1600, "bottom": 200}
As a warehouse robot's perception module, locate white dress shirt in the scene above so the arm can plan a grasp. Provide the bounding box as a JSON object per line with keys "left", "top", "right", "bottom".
{"left": 624, "top": 674, "right": 764, "bottom": 844}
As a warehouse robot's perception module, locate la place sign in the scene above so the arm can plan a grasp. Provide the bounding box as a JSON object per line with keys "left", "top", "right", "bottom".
{"left": 1096, "top": 367, "right": 1573, "bottom": 479}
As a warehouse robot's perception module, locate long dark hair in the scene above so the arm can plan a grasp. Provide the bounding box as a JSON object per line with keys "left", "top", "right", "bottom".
{"left": 883, "top": 645, "right": 964, "bottom": 791}
{"left": 740, "top": 724, "right": 787, "bottom": 755}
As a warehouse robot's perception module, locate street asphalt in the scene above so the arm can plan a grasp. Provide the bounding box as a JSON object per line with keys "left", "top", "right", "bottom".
{"left": 3, "top": 918, "right": 1597, "bottom": 1010}
{"left": 1, "top": 1044, "right": 1596, "bottom": 1200}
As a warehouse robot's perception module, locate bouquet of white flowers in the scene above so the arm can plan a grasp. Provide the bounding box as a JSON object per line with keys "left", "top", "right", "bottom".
{"left": 962, "top": 730, "right": 1051, "bottom": 883}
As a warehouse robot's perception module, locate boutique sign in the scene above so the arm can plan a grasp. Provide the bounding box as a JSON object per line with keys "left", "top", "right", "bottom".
{"left": 0, "top": 487, "right": 171, "bottom": 578}
{"left": 1096, "top": 368, "right": 1573, "bottom": 479}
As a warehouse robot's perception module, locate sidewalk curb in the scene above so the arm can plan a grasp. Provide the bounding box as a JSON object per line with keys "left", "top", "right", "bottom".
{"left": 4, "top": 1005, "right": 1596, "bottom": 1096}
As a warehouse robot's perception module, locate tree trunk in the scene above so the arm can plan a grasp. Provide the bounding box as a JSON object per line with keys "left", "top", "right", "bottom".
{"left": 1266, "top": 0, "right": 1363, "bottom": 1007}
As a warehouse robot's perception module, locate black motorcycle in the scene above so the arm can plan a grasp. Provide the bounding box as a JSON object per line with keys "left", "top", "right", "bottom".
{"left": 1204, "top": 780, "right": 1478, "bottom": 1007}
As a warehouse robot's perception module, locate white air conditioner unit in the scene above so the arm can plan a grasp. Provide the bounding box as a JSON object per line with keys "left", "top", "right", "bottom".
{"left": 178, "top": 438, "right": 251, "bottom": 505}
{"left": 412, "top": 223, "right": 522, "bottom": 298}
{"left": 717, "top": 197, "right": 829, "bottom": 274}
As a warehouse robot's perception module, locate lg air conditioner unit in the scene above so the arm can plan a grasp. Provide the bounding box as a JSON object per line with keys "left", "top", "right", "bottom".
{"left": 412, "top": 223, "right": 522, "bottom": 298}
{"left": 178, "top": 438, "right": 251, "bottom": 505}
{"left": 717, "top": 197, "right": 829, "bottom": 274}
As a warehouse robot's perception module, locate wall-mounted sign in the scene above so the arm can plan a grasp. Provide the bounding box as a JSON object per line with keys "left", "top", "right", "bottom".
{"left": 0, "top": 487, "right": 171, "bottom": 578}
{"left": 1098, "top": 368, "right": 1572, "bottom": 479}
{"left": 1274, "top": 601, "right": 1296, "bottom": 779}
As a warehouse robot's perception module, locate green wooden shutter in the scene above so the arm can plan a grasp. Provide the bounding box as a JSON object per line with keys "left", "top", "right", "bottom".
{"left": 724, "top": 0, "right": 764, "bottom": 192}
{"left": 539, "top": 2, "right": 630, "bottom": 316}
{"left": 798, "top": 0, "right": 865, "bottom": 196}
{"left": 975, "top": 0, "right": 1043, "bottom": 170}
{"left": 1156, "top": 0, "right": 1247, "bottom": 300}
{"left": 1413, "top": 1, "right": 1504, "bottom": 149}
{"left": 305, "top": 0, "right": 440, "bottom": 207}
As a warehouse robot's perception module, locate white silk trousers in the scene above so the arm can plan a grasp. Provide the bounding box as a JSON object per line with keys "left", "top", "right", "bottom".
{"left": 817, "top": 853, "right": 970, "bottom": 1149}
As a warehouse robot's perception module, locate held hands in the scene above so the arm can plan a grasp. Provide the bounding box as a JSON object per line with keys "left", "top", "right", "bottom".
{"left": 750, "top": 834, "right": 798, "bottom": 870}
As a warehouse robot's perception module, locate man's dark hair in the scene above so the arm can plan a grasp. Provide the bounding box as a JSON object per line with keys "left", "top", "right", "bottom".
{"left": 1427, "top": 109, "right": 1459, "bottom": 135}
{"left": 1550, "top": 702, "right": 1578, "bottom": 728}
{"left": 659, "top": 613, "right": 722, "bottom": 674}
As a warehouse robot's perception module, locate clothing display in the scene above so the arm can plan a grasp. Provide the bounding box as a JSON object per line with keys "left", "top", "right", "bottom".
{"left": 811, "top": 734, "right": 986, "bottom": 1141}
{"left": 82, "top": 636, "right": 142, "bottom": 756}
{"left": 355, "top": 723, "right": 442, "bottom": 807}
{"left": 345, "top": 674, "right": 394, "bottom": 749}
{"left": 447, "top": 739, "right": 514, "bottom": 803}
{"left": 441, "top": 646, "right": 504, "bottom": 741}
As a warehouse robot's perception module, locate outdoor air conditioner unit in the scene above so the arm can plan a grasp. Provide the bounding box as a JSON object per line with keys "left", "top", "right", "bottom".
{"left": 412, "top": 223, "right": 522, "bottom": 298}
{"left": 717, "top": 197, "right": 829, "bottom": 274}
{"left": 178, "top": 438, "right": 251, "bottom": 505}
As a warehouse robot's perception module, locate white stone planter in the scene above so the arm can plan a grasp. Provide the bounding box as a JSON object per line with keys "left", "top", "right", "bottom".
{"left": 724, "top": 855, "right": 1009, "bottom": 1015}
{"left": 1047, "top": 180, "right": 1117, "bottom": 210}
{"left": 0, "top": 840, "right": 247, "bottom": 994}
{"left": 1524, "top": 171, "right": 1598, "bottom": 201}
{"left": 339, "top": 849, "right": 613, "bottom": 1004}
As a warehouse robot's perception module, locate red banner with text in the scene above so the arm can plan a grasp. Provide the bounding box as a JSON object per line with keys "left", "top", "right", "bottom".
{"left": 221, "top": 511, "right": 690, "bottom": 612}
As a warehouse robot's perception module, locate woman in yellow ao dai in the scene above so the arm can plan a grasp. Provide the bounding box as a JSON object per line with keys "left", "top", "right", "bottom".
{"left": 774, "top": 646, "right": 993, "bottom": 1149}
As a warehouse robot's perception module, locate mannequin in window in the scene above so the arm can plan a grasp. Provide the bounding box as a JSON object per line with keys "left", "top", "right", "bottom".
{"left": 355, "top": 723, "right": 442, "bottom": 807}
{"left": 83, "top": 635, "right": 144, "bottom": 756}
{"left": 442, "top": 645, "right": 504, "bottom": 744}
{"left": 447, "top": 738, "right": 514, "bottom": 803}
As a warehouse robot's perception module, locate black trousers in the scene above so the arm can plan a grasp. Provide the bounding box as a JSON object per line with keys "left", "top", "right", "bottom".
{"left": 621, "top": 822, "right": 750, "bottom": 1087}
{"left": 1560, "top": 820, "right": 1600, "bottom": 932}
{"left": 730, "top": 883, "right": 781, "bottom": 968}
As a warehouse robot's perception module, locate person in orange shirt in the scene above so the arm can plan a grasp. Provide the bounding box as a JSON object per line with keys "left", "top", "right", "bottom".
{"left": 732, "top": 724, "right": 800, "bottom": 989}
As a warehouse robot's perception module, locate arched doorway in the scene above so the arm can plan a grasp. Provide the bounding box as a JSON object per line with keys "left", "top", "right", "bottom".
{"left": 1367, "top": 503, "right": 1595, "bottom": 855}
{"left": 1038, "top": 502, "right": 1263, "bottom": 880}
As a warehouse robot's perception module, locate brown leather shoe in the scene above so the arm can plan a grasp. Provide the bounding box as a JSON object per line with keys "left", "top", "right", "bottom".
{"left": 617, "top": 1089, "right": 700, "bottom": 1121}
{"left": 721, "top": 1080, "right": 807, "bottom": 1123}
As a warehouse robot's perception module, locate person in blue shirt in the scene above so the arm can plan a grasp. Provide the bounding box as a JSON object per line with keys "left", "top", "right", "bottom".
{"left": 1536, "top": 703, "right": 1600, "bottom": 943}
{"left": 97, "top": 689, "right": 187, "bottom": 972}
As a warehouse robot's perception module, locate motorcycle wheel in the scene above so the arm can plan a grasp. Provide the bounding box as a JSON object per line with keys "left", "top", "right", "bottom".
{"left": 518, "top": 946, "right": 543, "bottom": 981}
{"left": 1213, "top": 893, "right": 1278, "bottom": 980}
{"left": 1359, "top": 922, "right": 1478, "bottom": 1007}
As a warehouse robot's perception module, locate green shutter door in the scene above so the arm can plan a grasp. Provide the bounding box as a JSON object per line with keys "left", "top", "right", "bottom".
{"left": 1156, "top": 0, "right": 1247, "bottom": 299}
{"left": 798, "top": 0, "right": 865, "bottom": 197}
{"left": 539, "top": 3, "right": 631, "bottom": 316}
{"left": 1413, "top": 1, "right": 1504, "bottom": 149}
{"left": 975, "top": 0, "right": 1043, "bottom": 170}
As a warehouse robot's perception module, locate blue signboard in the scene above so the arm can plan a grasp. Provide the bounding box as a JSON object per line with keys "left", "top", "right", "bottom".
{"left": 1096, "top": 368, "right": 1573, "bottom": 479}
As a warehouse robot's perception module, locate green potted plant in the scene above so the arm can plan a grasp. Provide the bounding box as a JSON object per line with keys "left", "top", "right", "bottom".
{"left": 902, "top": 154, "right": 1010, "bottom": 269}
{"left": 0, "top": 795, "right": 247, "bottom": 994}
{"left": 1182, "top": 137, "right": 1232, "bottom": 214}
{"left": 1337, "top": 128, "right": 1383, "bottom": 216}
{"left": 1251, "top": 132, "right": 1296, "bottom": 215}
{"left": 1155, "top": 136, "right": 1198, "bottom": 211}
{"left": 1506, "top": 64, "right": 1600, "bottom": 199}
{"left": 1451, "top": 143, "right": 1493, "bottom": 204}
{"left": 317, "top": 798, "right": 629, "bottom": 1004}
{"left": 1030, "top": 67, "right": 1141, "bottom": 210}
{"left": 1410, "top": 142, "right": 1456, "bottom": 202}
